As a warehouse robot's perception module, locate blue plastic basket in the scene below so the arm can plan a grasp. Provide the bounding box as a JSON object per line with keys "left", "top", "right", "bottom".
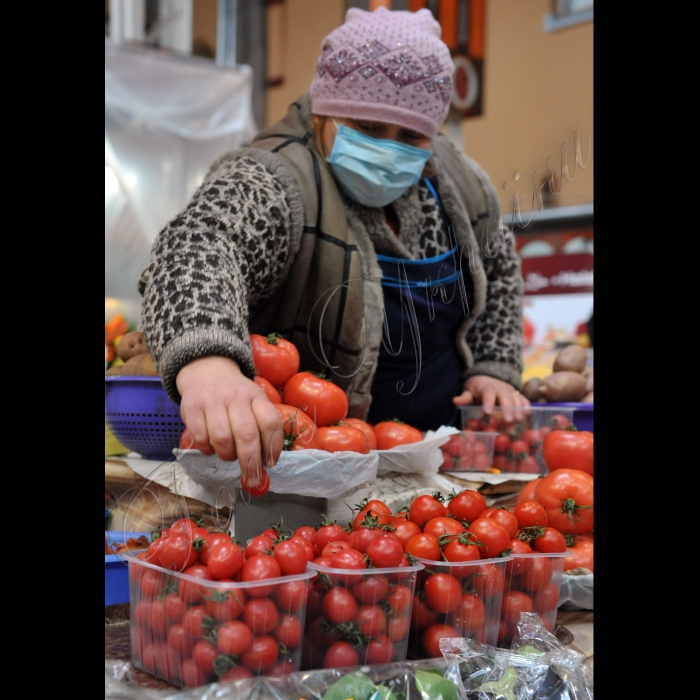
{"left": 105, "top": 376, "right": 185, "bottom": 460}
{"left": 105, "top": 530, "right": 150, "bottom": 606}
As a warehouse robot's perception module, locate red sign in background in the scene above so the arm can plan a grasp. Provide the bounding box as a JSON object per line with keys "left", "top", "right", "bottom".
{"left": 521, "top": 252, "right": 593, "bottom": 296}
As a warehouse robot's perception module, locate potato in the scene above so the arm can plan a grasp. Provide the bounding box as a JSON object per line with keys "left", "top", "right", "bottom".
{"left": 553, "top": 344, "right": 587, "bottom": 374}
{"left": 582, "top": 391, "right": 593, "bottom": 403}
{"left": 521, "top": 377, "right": 542, "bottom": 402}
{"left": 121, "top": 352, "right": 159, "bottom": 376}
{"left": 537, "top": 371, "right": 588, "bottom": 402}
{"left": 105, "top": 365, "right": 123, "bottom": 376}
{"left": 117, "top": 331, "right": 148, "bottom": 362}
{"left": 582, "top": 366, "right": 593, "bottom": 393}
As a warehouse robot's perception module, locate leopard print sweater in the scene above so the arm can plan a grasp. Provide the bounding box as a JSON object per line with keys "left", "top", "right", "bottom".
{"left": 138, "top": 154, "right": 523, "bottom": 402}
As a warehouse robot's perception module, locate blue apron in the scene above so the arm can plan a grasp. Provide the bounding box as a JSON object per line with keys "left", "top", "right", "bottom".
{"left": 366, "top": 180, "right": 470, "bottom": 431}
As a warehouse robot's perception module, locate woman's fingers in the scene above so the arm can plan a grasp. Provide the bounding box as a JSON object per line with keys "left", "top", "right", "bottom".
{"left": 251, "top": 395, "right": 284, "bottom": 470}
{"left": 452, "top": 389, "right": 474, "bottom": 406}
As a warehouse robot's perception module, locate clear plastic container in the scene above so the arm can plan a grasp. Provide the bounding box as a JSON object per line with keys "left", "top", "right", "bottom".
{"left": 408, "top": 555, "right": 511, "bottom": 658}
{"left": 460, "top": 406, "right": 576, "bottom": 474}
{"left": 438, "top": 431, "right": 497, "bottom": 472}
{"left": 499, "top": 551, "right": 572, "bottom": 646}
{"left": 303, "top": 561, "right": 424, "bottom": 670}
{"left": 128, "top": 555, "right": 315, "bottom": 687}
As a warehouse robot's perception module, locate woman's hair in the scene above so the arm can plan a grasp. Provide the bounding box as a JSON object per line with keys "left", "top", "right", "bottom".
{"left": 310, "top": 114, "right": 436, "bottom": 179}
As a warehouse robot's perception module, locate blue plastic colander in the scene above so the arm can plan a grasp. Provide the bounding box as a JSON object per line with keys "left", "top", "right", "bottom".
{"left": 105, "top": 376, "right": 185, "bottom": 460}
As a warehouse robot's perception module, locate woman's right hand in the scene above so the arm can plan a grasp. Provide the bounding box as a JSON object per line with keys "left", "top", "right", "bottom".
{"left": 176, "top": 356, "right": 284, "bottom": 488}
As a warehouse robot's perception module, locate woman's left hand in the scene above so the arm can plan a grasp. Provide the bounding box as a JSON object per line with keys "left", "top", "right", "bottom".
{"left": 453, "top": 375, "right": 530, "bottom": 418}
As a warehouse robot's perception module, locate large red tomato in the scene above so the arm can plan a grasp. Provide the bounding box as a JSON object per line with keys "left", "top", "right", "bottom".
{"left": 542, "top": 429, "right": 593, "bottom": 476}
{"left": 282, "top": 372, "right": 349, "bottom": 427}
{"left": 517, "top": 477, "right": 544, "bottom": 504}
{"left": 317, "top": 425, "right": 370, "bottom": 453}
{"left": 563, "top": 534, "right": 594, "bottom": 572}
{"left": 250, "top": 333, "right": 300, "bottom": 389}
{"left": 253, "top": 376, "right": 282, "bottom": 404}
{"left": 373, "top": 419, "right": 423, "bottom": 450}
{"left": 340, "top": 417, "right": 378, "bottom": 450}
{"left": 274, "top": 403, "right": 320, "bottom": 450}
{"left": 534, "top": 468, "right": 594, "bottom": 535}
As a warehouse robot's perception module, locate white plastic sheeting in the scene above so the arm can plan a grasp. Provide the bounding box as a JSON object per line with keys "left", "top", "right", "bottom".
{"left": 105, "top": 39, "right": 257, "bottom": 310}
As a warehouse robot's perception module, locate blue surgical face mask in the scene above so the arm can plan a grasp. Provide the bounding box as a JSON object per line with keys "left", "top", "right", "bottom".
{"left": 326, "top": 120, "right": 432, "bottom": 208}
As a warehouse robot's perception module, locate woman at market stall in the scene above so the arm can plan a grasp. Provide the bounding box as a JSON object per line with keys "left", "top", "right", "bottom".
{"left": 138, "top": 6, "right": 529, "bottom": 487}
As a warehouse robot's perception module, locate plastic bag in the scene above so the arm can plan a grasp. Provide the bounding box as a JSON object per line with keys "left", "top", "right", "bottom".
{"left": 174, "top": 447, "right": 379, "bottom": 502}
{"left": 375, "top": 425, "right": 459, "bottom": 476}
{"left": 105, "top": 657, "right": 465, "bottom": 700}
{"left": 439, "top": 613, "right": 593, "bottom": 700}
{"left": 558, "top": 573, "right": 593, "bottom": 611}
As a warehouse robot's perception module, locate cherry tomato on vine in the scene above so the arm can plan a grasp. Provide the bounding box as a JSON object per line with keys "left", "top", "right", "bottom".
{"left": 274, "top": 403, "right": 320, "bottom": 450}
{"left": 422, "top": 516, "right": 465, "bottom": 539}
{"left": 533, "top": 526, "right": 567, "bottom": 553}
{"left": 409, "top": 494, "right": 447, "bottom": 527}
{"left": 366, "top": 532, "right": 404, "bottom": 568}
{"left": 482, "top": 508, "right": 519, "bottom": 540}
{"left": 272, "top": 539, "right": 308, "bottom": 575}
{"left": 206, "top": 540, "right": 244, "bottom": 580}
{"left": 468, "top": 517, "right": 511, "bottom": 559}
{"left": 447, "top": 489, "right": 487, "bottom": 525}
{"left": 513, "top": 500, "right": 548, "bottom": 529}
{"left": 404, "top": 532, "right": 441, "bottom": 561}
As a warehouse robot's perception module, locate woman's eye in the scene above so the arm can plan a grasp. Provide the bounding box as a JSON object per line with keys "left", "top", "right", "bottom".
{"left": 357, "top": 122, "right": 383, "bottom": 133}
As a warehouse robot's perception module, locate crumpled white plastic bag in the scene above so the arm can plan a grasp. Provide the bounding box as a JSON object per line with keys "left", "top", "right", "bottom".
{"left": 374, "top": 424, "right": 459, "bottom": 476}
{"left": 558, "top": 573, "right": 594, "bottom": 610}
{"left": 173, "top": 447, "right": 379, "bottom": 502}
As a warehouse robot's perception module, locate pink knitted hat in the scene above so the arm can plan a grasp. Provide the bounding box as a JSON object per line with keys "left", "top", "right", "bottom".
{"left": 309, "top": 7, "right": 454, "bottom": 140}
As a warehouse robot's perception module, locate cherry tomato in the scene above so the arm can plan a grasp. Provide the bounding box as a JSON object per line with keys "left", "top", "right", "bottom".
{"left": 203, "top": 587, "right": 246, "bottom": 622}
{"left": 272, "top": 539, "right": 308, "bottom": 576}
{"left": 513, "top": 501, "right": 548, "bottom": 529}
{"left": 198, "top": 533, "right": 233, "bottom": 566}
{"left": 243, "top": 597, "right": 279, "bottom": 634}
{"left": 240, "top": 635, "right": 279, "bottom": 674}
{"left": 518, "top": 456, "right": 542, "bottom": 474}
{"left": 386, "top": 584, "right": 413, "bottom": 616}
{"left": 501, "top": 590, "right": 533, "bottom": 625}
{"left": 294, "top": 525, "right": 315, "bottom": 542}
{"left": 366, "top": 533, "right": 404, "bottom": 568}
{"left": 483, "top": 508, "right": 519, "bottom": 540}
{"left": 321, "top": 541, "right": 352, "bottom": 559}
{"left": 323, "top": 587, "right": 358, "bottom": 624}
{"left": 494, "top": 434, "right": 511, "bottom": 453}
{"left": 139, "top": 568, "right": 166, "bottom": 598}
{"left": 492, "top": 454, "right": 514, "bottom": 473}
{"left": 549, "top": 413, "right": 574, "bottom": 430}
{"left": 167, "top": 622, "right": 191, "bottom": 656}
{"left": 363, "top": 499, "right": 393, "bottom": 515}
{"left": 181, "top": 657, "right": 207, "bottom": 688}
{"left": 521, "top": 556, "right": 553, "bottom": 592}
{"left": 244, "top": 534, "right": 275, "bottom": 560}
{"left": 192, "top": 638, "right": 219, "bottom": 675}
{"left": 411, "top": 595, "right": 439, "bottom": 631}
{"left": 323, "top": 641, "right": 359, "bottom": 669}
{"left": 351, "top": 573, "right": 389, "bottom": 604}
{"left": 448, "top": 592, "right": 486, "bottom": 636}
{"left": 392, "top": 519, "right": 422, "bottom": 548}
{"left": 409, "top": 494, "right": 447, "bottom": 528}
{"left": 386, "top": 614, "right": 410, "bottom": 642}
{"left": 424, "top": 573, "right": 463, "bottom": 613}
{"left": 350, "top": 526, "right": 385, "bottom": 554}
{"left": 274, "top": 579, "right": 308, "bottom": 613}
{"left": 441, "top": 536, "right": 482, "bottom": 577}
{"left": 318, "top": 425, "right": 370, "bottom": 453}
{"left": 240, "top": 468, "right": 270, "bottom": 497}
{"left": 355, "top": 605, "right": 387, "bottom": 637}
{"left": 253, "top": 375, "right": 282, "bottom": 404}
{"left": 423, "top": 516, "right": 466, "bottom": 539}
{"left": 353, "top": 508, "right": 393, "bottom": 530}
{"left": 404, "top": 532, "right": 441, "bottom": 561}
{"left": 240, "top": 554, "right": 282, "bottom": 597}
{"left": 510, "top": 439, "right": 531, "bottom": 461}
{"left": 163, "top": 592, "right": 188, "bottom": 622}
{"left": 365, "top": 633, "right": 395, "bottom": 664}
{"left": 274, "top": 403, "right": 321, "bottom": 450}
{"left": 470, "top": 563, "right": 505, "bottom": 599}
{"left": 181, "top": 605, "right": 208, "bottom": 641}
{"left": 250, "top": 333, "right": 300, "bottom": 389}
{"left": 533, "top": 526, "right": 567, "bottom": 553}
{"left": 274, "top": 614, "right": 303, "bottom": 648}
{"left": 282, "top": 371, "right": 348, "bottom": 427}
{"left": 373, "top": 419, "right": 423, "bottom": 449}
{"left": 159, "top": 534, "right": 198, "bottom": 572}
{"left": 179, "top": 564, "right": 213, "bottom": 603}
{"left": 312, "top": 521, "right": 349, "bottom": 556}
{"left": 533, "top": 582, "right": 560, "bottom": 617}
{"left": 423, "top": 623, "right": 460, "bottom": 658}
{"left": 473, "top": 453, "right": 492, "bottom": 471}
{"left": 522, "top": 428, "right": 543, "bottom": 447}
{"left": 534, "top": 468, "right": 594, "bottom": 535}
{"left": 505, "top": 539, "right": 534, "bottom": 576}
{"left": 542, "top": 429, "right": 594, "bottom": 476}
{"left": 206, "top": 541, "right": 245, "bottom": 580}
{"left": 216, "top": 620, "right": 253, "bottom": 656}
{"left": 329, "top": 548, "right": 367, "bottom": 570}
{"left": 467, "top": 517, "right": 511, "bottom": 558}
{"left": 448, "top": 490, "right": 487, "bottom": 525}
{"left": 340, "top": 418, "right": 377, "bottom": 450}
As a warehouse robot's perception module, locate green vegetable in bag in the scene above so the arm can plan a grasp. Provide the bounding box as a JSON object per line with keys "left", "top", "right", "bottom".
{"left": 370, "top": 684, "right": 398, "bottom": 700}
{"left": 322, "top": 672, "right": 378, "bottom": 700}
{"left": 414, "top": 670, "right": 459, "bottom": 700}
{"left": 479, "top": 666, "right": 519, "bottom": 700}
